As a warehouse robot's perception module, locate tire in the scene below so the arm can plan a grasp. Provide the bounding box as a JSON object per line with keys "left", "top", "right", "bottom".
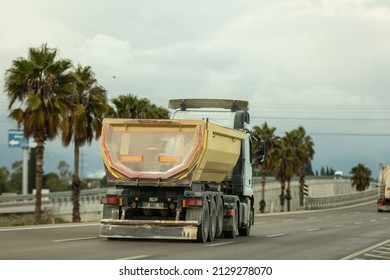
{"left": 215, "top": 197, "right": 224, "bottom": 238}
{"left": 197, "top": 203, "right": 210, "bottom": 243}
{"left": 208, "top": 199, "right": 217, "bottom": 242}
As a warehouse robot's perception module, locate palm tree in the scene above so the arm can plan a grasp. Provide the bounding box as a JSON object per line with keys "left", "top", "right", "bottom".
{"left": 350, "top": 163, "right": 372, "bottom": 191}
{"left": 294, "top": 127, "right": 315, "bottom": 207}
{"left": 108, "top": 93, "right": 169, "bottom": 119}
{"left": 282, "top": 130, "right": 300, "bottom": 212}
{"left": 4, "top": 43, "right": 75, "bottom": 224}
{"left": 251, "top": 122, "right": 278, "bottom": 213}
{"left": 274, "top": 136, "right": 295, "bottom": 212}
{"left": 0, "top": 167, "right": 10, "bottom": 193}
{"left": 62, "top": 64, "right": 108, "bottom": 222}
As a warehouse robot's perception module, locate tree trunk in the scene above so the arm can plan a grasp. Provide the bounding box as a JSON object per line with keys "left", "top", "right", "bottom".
{"left": 286, "top": 180, "right": 291, "bottom": 212}
{"left": 279, "top": 179, "right": 285, "bottom": 212}
{"left": 34, "top": 138, "right": 44, "bottom": 224}
{"left": 259, "top": 170, "right": 266, "bottom": 213}
{"left": 72, "top": 142, "right": 81, "bottom": 222}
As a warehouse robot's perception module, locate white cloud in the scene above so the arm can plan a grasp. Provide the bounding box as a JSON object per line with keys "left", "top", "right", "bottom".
{"left": 1, "top": 0, "right": 390, "bottom": 178}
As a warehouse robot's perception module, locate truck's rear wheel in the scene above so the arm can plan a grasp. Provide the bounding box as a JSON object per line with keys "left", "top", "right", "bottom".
{"left": 197, "top": 203, "right": 210, "bottom": 243}
{"left": 208, "top": 199, "right": 217, "bottom": 242}
{"left": 215, "top": 197, "right": 224, "bottom": 238}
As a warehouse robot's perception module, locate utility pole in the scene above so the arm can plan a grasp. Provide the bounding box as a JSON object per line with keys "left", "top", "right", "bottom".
{"left": 22, "top": 145, "right": 28, "bottom": 195}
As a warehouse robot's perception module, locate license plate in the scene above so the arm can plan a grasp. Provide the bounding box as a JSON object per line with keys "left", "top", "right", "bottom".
{"left": 139, "top": 202, "right": 165, "bottom": 209}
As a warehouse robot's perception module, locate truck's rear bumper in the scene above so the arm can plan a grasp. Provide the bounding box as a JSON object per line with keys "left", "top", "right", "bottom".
{"left": 100, "top": 219, "right": 199, "bottom": 240}
{"left": 378, "top": 205, "right": 390, "bottom": 212}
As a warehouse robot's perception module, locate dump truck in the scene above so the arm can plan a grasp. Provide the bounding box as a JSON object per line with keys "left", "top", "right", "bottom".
{"left": 378, "top": 164, "right": 390, "bottom": 212}
{"left": 99, "top": 99, "right": 264, "bottom": 242}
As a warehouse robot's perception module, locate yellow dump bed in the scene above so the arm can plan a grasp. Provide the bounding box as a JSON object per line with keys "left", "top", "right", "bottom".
{"left": 100, "top": 118, "right": 245, "bottom": 186}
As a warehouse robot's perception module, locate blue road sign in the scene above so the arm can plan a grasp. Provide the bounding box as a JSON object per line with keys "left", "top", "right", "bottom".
{"left": 8, "top": 129, "right": 29, "bottom": 148}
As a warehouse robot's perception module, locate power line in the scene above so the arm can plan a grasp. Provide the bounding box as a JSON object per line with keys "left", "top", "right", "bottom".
{"left": 251, "top": 116, "right": 390, "bottom": 122}
{"left": 310, "top": 132, "right": 390, "bottom": 136}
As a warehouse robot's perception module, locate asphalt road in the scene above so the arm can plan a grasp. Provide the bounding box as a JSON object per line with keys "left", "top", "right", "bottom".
{"left": 0, "top": 201, "right": 389, "bottom": 260}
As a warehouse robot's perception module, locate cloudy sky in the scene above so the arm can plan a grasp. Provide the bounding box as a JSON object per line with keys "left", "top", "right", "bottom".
{"left": 1, "top": 0, "right": 390, "bottom": 179}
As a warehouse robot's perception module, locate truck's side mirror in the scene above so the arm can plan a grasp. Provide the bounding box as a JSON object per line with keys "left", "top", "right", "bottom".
{"left": 258, "top": 140, "right": 265, "bottom": 164}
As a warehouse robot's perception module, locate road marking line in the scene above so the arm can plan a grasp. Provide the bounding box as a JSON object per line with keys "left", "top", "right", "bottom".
{"left": 266, "top": 233, "right": 285, "bottom": 238}
{"left": 0, "top": 223, "right": 100, "bottom": 232}
{"left": 341, "top": 239, "right": 390, "bottom": 260}
{"left": 305, "top": 228, "right": 320, "bottom": 232}
{"left": 370, "top": 219, "right": 377, "bottom": 222}
{"left": 117, "top": 255, "right": 150, "bottom": 260}
{"left": 378, "top": 246, "right": 390, "bottom": 251}
{"left": 354, "top": 222, "right": 362, "bottom": 225}
{"left": 282, "top": 219, "right": 295, "bottom": 222}
{"left": 363, "top": 253, "right": 390, "bottom": 260}
{"left": 307, "top": 217, "right": 315, "bottom": 220}
{"left": 372, "top": 249, "right": 390, "bottom": 255}
{"left": 334, "top": 224, "right": 344, "bottom": 228}
{"left": 53, "top": 236, "right": 99, "bottom": 242}
{"left": 206, "top": 241, "right": 235, "bottom": 247}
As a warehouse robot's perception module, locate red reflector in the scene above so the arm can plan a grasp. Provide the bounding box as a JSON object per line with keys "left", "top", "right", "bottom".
{"left": 225, "top": 210, "right": 235, "bottom": 217}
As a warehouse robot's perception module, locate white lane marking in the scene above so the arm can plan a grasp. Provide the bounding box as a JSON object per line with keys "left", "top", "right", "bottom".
{"left": 334, "top": 224, "right": 344, "bottom": 228}
{"left": 206, "top": 241, "right": 235, "bottom": 247}
{"left": 117, "top": 255, "right": 150, "bottom": 260}
{"left": 0, "top": 223, "right": 100, "bottom": 232}
{"left": 372, "top": 249, "right": 390, "bottom": 255}
{"left": 305, "top": 228, "right": 320, "bottom": 232}
{"left": 354, "top": 222, "right": 362, "bottom": 225}
{"left": 370, "top": 219, "right": 377, "bottom": 222}
{"left": 266, "top": 233, "right": 285, "bottom": 238}
{"left": 363, "top": 253, "right": 390, "bottom": 260}
{"left": 378, "top": 246, "right": 390, "bottom": 251}
{"left": 307, "top": 217, "right": 315, "bottom": 220}
{"left": 341, "top": 239, "right": 390, "bottom": 260}
{"left": 53, "top": 236, "right": 99, "bottom": 242}
{"left": 283, "top": 219, "right": 295, "bottom": 222}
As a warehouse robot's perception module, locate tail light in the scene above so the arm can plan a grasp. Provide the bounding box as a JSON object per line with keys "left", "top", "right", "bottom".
{"left": 101, "top": 196, "right": 122, "bottom": 205}
{"left": 182, "top": 198, "right": 203, "bottom": 208}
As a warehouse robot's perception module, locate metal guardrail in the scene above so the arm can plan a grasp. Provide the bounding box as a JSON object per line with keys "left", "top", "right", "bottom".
{"left": 306, "top": 189, "right": 377, "bottom": 210}
{"left": 0, "top": 189, "right": 107, "bottom": 203}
